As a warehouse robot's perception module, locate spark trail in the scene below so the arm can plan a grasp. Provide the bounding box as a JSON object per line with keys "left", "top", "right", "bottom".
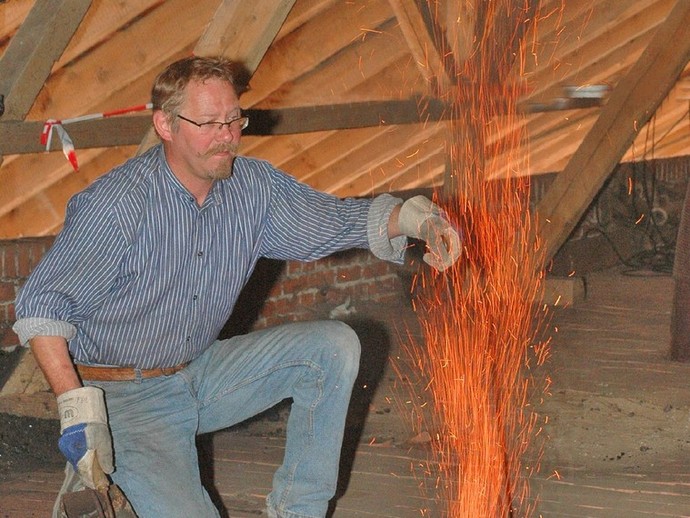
{"left": 401, "top": 2, "right": 553, "bottom": 516}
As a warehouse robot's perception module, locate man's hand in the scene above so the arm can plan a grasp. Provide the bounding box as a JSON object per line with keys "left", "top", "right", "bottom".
{"left": 57, "top": 386, "right": 113, "bottom": 489}
{"left": 398, "top": 195, "right": 462, "bottom": 271}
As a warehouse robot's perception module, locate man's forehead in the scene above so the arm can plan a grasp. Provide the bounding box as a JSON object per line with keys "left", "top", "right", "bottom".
{"left": 182, "top": 79, "right": 239, "bottom": 106}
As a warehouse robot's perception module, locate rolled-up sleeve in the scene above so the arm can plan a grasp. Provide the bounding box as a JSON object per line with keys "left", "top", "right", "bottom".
{"left": 13, "top": 189, "right": 127, "bottom": 338}
{"left": 12, "top": 317, "right": 76, "bottom": 346}
{"left": 367, "top": 193, "right": 406, "bottom": 263}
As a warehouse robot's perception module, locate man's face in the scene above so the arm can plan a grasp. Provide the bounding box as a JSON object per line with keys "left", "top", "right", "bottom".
{"left": 158, "top": 78, "right": 242, "bottom": 186}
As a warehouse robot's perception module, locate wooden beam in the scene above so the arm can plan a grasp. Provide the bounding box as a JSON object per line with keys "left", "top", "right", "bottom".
{"left": 246, "top": 99, "right": 448, "bottom": 134}
{"left": 195, "top": 0, "right": 296, "bottom": 72}
{"left": 0, "top": 94, "right": 608, "bottom": 156}
{"left": 440, "top": 0, "right": 538, "bottom": 199}
{"left": 535, "top": 0, "right": 690, "bottom": 265}
{"left": 0, "top": 100, "right": 449, "bottom": 155}
{"left": 0, "top": 0, "right": 222, "bottom": 224}
{"left": 241, "top": 0, "right": 391, "bottom": 107}
{"left": 0, "top": 116, "right": 152, "bottom": 155}
{"left": 256, "top": 17, "right": 410, "bottom": 107}
{"left": 388, "top": 0, "right": 452, "bottom": 90}
{"left": 136, "top": 0, "right": 297, "bottom": 154}
{"left": 445, "top": 0, "right": 476, "bottom": 65}
{"left": 0, "top": 0, "right": 91, "bottom": 120}
{"left": 0, "top": 148, "right": 134, "bottom": 239}
{"left": 309, "top": 123, "right": 442, "bottom": 195}
{"left": 523, "top": 0, "right": 671, "bottom": 102}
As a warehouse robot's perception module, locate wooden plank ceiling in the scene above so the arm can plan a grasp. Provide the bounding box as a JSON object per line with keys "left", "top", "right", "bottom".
{"left": 1, "top": 0, "right": 690, "bottom": 257}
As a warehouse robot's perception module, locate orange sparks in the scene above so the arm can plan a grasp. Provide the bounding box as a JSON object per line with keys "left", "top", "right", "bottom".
{"left": 394, "top": 2, "right": 555, "bottom": 517}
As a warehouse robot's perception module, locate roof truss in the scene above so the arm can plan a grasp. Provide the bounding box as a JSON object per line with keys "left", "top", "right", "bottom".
{"left": 536, "top": 0, "right": 690, "bottom": 263}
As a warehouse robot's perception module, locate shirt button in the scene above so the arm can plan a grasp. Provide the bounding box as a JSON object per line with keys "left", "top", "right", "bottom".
{"left": 197, "top": 251, "right": 203, "bottom": 257}
{"left": 193, "top": 295, "right": 198, "bottom": 301}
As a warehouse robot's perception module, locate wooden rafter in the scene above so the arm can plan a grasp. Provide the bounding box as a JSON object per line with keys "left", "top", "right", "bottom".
{"left": 1, "top": 0, "right": 689, "bottom": 241}
{"left": 136, "top": 0, "right": 297, "bottom": 154}
{"left": 1, "top": 100, "right": 448, "bottom": 155}
{"left": 0, "top": 0, "right": 90, "bottom": 168}
{"left": 0, "top": 94, "right": 600, "bottom": 156}
{"left": 444, "top": 0, "right": 476, "bottom": 66}
{"left": 388, "top": 0, "right": 452, "bottom": 90}
{"left": 0, "top": 0, "right": 219, "bottom": 228}
{"left": 195, "top": 0, "right": 296, "bottom": 71}
{"left": 536, "top": 0, "right": 690, "bottom": 265}
{"left": 0, "top": 0, "right": 91, "bottom": 120}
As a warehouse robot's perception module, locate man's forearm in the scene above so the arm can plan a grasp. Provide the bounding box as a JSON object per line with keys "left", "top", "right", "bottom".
{"left": 30, "top": 336, "right": 81, "bottom": 396}
{"left": 387, "top": 204, "right": 402, "bottom": 239}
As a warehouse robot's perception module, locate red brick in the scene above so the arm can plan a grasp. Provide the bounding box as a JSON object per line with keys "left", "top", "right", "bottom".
{"left": 263, "top": 296, "right": 294, "bottom": 317}
{"left": 318, "top": 269, "right": 337, "bottom": 285}
{"left": 0, "top": 243, "right": 9, "bottom": 278}
{"left": 30, "top": 241, "right": 48, "bottom": 270}
{"left": 298, "top": 260, "right": 313, "bottom": 274}
{"left": 0, "top": 281, "right": 16, "bottom": 302}
{"left": 324, "top": 290, "right": 343, "bottom": 305}
{"left": 10, "top": 238, "right": 52, "bottom": 278}
{"left": 279, "top": 276, "right": 307, "bottom": 296}
{"left": 336, "top": 265, "right": 363, "bottom": 283}
{"left": 1, "top": 242, "right": 16, "bottom": 278}
{"left": 285, "top": 261, "right": 303, "bottom": 275}
{"left": 0, "top": 327, "right": 20, "bottom": 348}
{"left": 297, "top": 291, "right": 317, "bottom": 307}
{"left": 365, "top": 261, "right": 390, "bottom": 276}
{"left": 265, "top": 281, "right": 283, "bottom": 299}
{"left": 16, "top": 243, "right": 32, "bottom": 278}
{"left": 5, "top": 302, "right": 16, "bottom": 322}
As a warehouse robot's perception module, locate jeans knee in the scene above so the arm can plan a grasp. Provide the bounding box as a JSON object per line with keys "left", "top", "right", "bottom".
{"left": 321, "top": 320, "right": 361, "bottom": 375}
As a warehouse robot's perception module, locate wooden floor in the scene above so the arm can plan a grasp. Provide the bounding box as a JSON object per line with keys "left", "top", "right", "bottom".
{"left": 2, "top": 268, "right": 690, "bottom": 517}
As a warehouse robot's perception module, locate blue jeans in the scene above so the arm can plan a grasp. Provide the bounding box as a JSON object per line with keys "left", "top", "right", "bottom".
{"left": 53, "top": 320, "right": 361, "bottom": 518}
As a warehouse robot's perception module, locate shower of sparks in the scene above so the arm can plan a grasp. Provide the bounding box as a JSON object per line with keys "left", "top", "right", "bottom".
{"left": 396, "top": 1, "right": 556, "bottom": 517}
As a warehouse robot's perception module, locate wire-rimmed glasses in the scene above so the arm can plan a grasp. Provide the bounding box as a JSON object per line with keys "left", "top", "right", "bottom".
{"left": 177, "top": 114, "right": 249, "bottom": 134}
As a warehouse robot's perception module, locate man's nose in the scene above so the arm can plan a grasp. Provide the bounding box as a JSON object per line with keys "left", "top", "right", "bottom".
{"left": 216, "top": 124, "right": 238, "bottom": 141}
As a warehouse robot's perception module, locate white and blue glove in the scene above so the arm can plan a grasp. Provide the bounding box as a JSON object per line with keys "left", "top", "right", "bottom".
{"left": 57, "top": 386, "right": 114, "bottom": 489}
{"left": 398, "top": 195, "right": 462, "bottom": 271}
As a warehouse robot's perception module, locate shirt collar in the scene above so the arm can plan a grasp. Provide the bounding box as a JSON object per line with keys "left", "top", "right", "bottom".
{"left": 156, "top": 145, "right": 221, "bottom": 208}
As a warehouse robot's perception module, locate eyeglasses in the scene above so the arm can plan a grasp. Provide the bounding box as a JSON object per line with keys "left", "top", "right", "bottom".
{"left": 177, "top": 114, "right": 249, "bottom": 134}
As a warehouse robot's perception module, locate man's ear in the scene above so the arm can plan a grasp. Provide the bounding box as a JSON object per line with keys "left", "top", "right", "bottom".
{"left": 152, "top": 110, "right": 173, "bottom": 141}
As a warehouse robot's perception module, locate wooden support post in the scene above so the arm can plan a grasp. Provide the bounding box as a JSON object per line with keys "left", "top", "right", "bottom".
{"left": 670, "top": 180, "right": 690, "bottom": 361}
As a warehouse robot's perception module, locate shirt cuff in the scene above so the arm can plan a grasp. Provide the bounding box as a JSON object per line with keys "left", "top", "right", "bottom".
{"left": 12, "top": 317, "right": 77, "bottom": 346}
{"left": 367, "top": 193, "right": 406, "bottom": 263}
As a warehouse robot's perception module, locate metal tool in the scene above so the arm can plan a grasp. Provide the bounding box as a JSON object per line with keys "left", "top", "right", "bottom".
{"left": 59, "top": 459, "right": 137, "bottom": 518}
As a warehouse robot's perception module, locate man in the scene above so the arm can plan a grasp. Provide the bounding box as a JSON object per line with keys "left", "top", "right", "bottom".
{"left": 14, "top": 55, "right": 461, "bottom": 518}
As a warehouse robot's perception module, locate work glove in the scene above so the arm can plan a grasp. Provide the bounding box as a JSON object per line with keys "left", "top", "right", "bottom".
{"left": 57, "top": 386, "right": 114, "bottom": 489}
{"left": 398, "top": 195, "right": 462, "bottom": 271}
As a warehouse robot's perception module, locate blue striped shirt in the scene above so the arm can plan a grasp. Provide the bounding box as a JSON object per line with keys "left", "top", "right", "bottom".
{"left": 14, "top": 145, "right": 405, "bottom": 368}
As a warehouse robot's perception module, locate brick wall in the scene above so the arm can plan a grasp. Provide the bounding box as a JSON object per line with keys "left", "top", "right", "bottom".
{"left": 0, "top": 238, "right": 56, "bottom": 350}
{"left": 531, "top": 158, "right": 688, "bottom": 276}
{"left": 0, "top": 237, "right": 408, "bottom": 351}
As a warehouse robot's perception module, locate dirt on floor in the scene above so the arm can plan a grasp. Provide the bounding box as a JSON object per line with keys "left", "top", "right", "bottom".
{"left": 0, "top": 349, "right": 61, "bottom": 483}
{"left": 0, "top": 412, "right": 62, "bottom": 483}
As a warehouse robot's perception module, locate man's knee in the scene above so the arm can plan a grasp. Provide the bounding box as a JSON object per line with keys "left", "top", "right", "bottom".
{"left": 321, "top": 320, "right": 361, "bottom": 366}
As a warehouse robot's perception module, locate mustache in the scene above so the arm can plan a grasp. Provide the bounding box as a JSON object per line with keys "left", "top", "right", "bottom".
{"left": 204, "top": 144, "right": 238, "bottom": 157}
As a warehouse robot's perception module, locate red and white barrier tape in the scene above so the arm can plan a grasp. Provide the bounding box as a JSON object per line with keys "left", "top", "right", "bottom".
{"left": 41, "top": 103, "right": 153, "bottom": 170}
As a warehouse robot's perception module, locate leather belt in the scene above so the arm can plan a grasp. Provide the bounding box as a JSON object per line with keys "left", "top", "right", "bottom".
{"left": 76, "top": 362, "right": 189, "bottom": 381}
